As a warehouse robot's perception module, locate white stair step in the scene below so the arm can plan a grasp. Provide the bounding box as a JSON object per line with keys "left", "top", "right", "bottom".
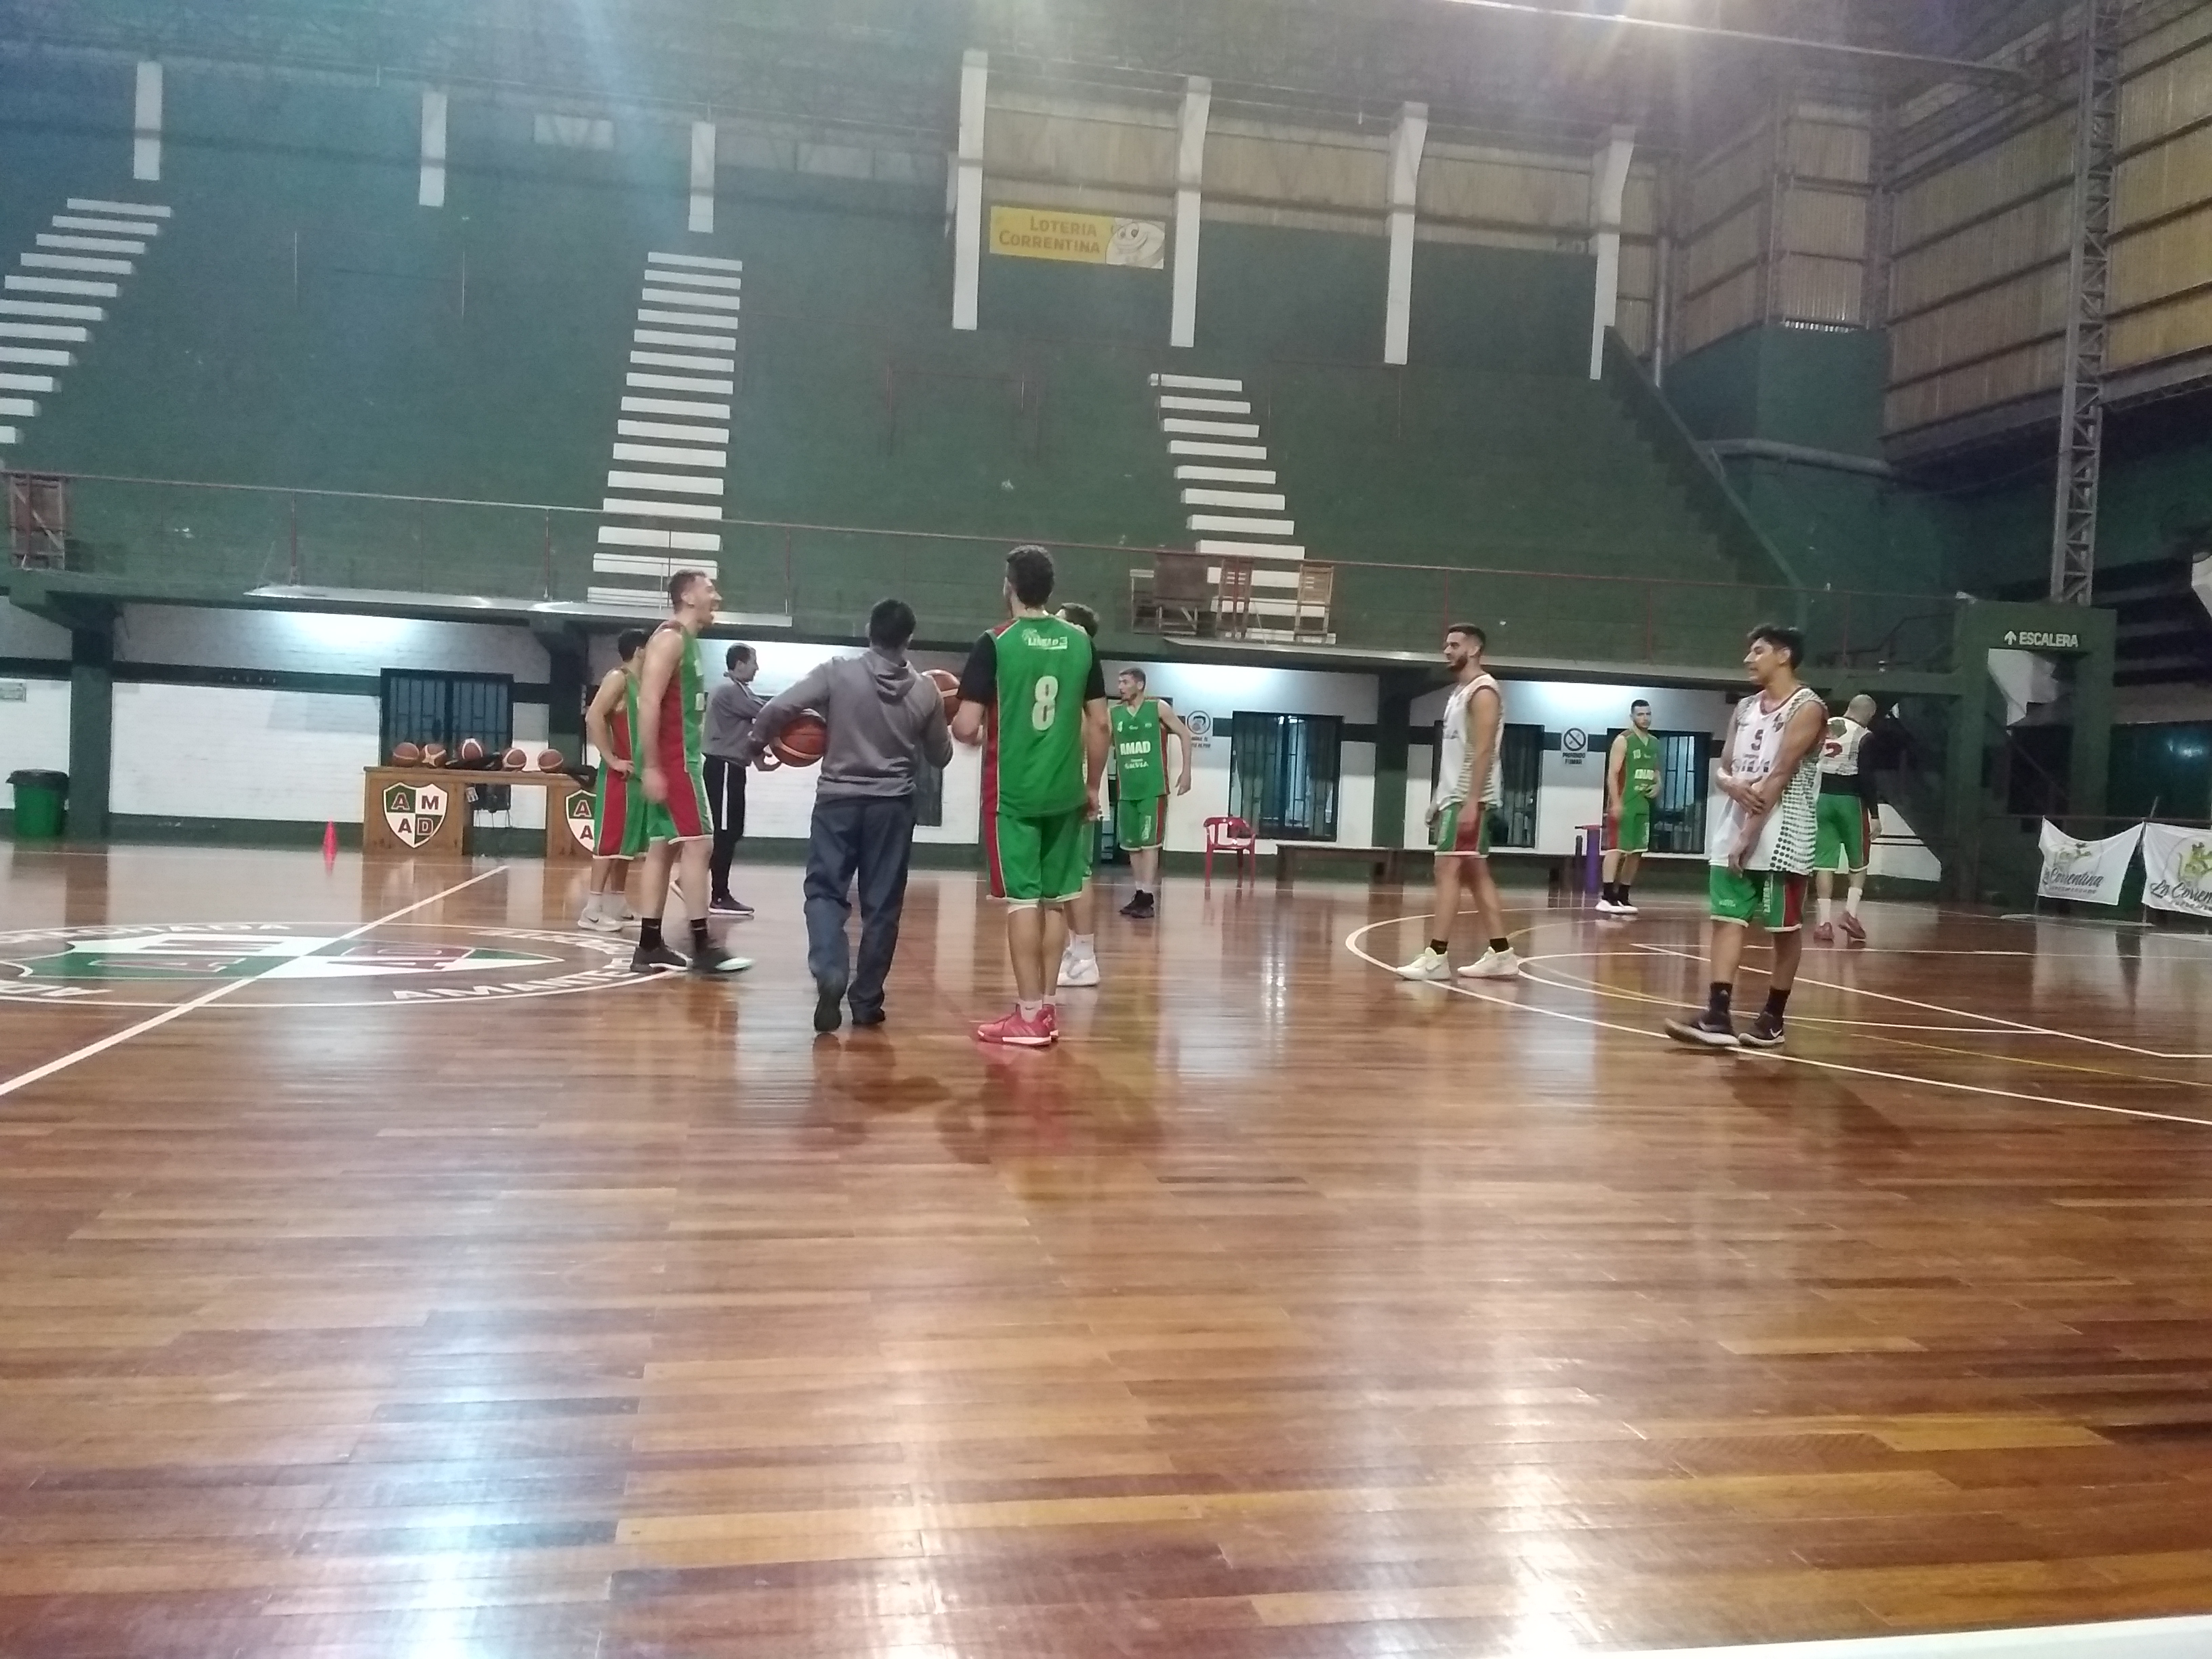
{"left": 1189, "top": 513, "right": 1294, "bottom": 535}
{"left": 601, "top": 496, "right": 722, "bottom": 520}
{"left": 1158, "top": 395, "right": 1251, "bottom": 415}
{"left": 618, "top": 417, "right": 730, "bottom": 445}
{"left": 0, "top": 373, "right": 55, "bottom": 392}
{"left": 649, "top": 250, "right": 743, "bottom": 272}
{"left": 640, "top": 287, "right": 742, "bottom": 311}
{"left": 621, "top": 396, "right": 731, "bottom": 419}
{"left": 635, "top": 327, "right": 736, "bottom": 351}
{"left": 68, "top": 197, "right": 171, "bottom": 217}
{"left": 21, "top": 253, "right": 131, "bottom": 274}
{"left": 1163, "top": 417, "right": 1260, "bottom": 438}
{"left": 607, "top": 469, "right": 724, "bottom": 496}
{"left": 613, "top": 441, "right": 729, "bottom": 469}
{"left": 1183, "top": 488, "right": 1286, "bottom": 510}
{"left": 1196, "top": 537, "right": 1304, "bottom": 559}
{"left": 626, "top": 371, "right": 734, "bottom": 395}
{"left": 594, "top": 552, "right": 722, "bottom": 578}
{"left": 1169, "top": 440, "right": 1267, "bottom": 460}
{"left": 631, "top": 350, "right": 734, "bottom": 373}
{"left": 1149, "top": 373, "right": 1244, "bottom": 392}
{"left": 1174, "top": 465, "right": 1275, "bottom": 485}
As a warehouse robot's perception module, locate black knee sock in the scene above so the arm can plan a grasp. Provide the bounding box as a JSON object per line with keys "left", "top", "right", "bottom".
{"left": 639, "top": 918, "right": 663, "bottom": 949}
{"left": 1706, "top": 982, "right": 1732, "bottom": 1020}
{"left": 1429, "top": 938, "right": 1450, "bottom": 956}
{"left": 1763, "top": 987, "right": 1790, "bottom": 1019}
{"left": 690, "top": 918, "right": 710, "bottom": 954}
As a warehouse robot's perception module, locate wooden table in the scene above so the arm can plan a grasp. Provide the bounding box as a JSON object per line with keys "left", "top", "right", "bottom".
{"left": 362, "top": 766, "right": 596, "bottom": 860}
{"left": 1274, "top": 842, "right": 1408, "bottom": 889}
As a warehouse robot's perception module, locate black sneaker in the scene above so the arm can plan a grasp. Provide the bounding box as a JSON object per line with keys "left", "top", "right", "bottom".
{"left": 814, "top": 979, "right": 846, "bottom": 1034}
{"left": 689, "top": 944, "right": 754, "bottom": 976}
{"left": 630, "top": 941, "right": 686, "bottom": 975}
{"left": 1664, "top": 1011, "right": 1740, "bottom": 1049}
{"left": 1127, "top": 893, "right": 1157, "bottom": 919}
{"left": 709, "top": 894, "right": 754, "bottom": 918}
{"left": 851, "top": 1006, "right": 886, "bottom": 1029}
{"left": 1739, "top": 1011, "right": 1786, "bottom": 1049}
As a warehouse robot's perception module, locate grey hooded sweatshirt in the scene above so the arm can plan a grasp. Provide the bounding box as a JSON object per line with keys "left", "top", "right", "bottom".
{"left": 741, "top": 647, "right": 953, "bottom": 800}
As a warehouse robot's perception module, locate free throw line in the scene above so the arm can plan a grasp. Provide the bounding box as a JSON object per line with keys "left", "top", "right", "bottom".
{"left": 0, "top": 865, "right": 508, "bottom": 1101}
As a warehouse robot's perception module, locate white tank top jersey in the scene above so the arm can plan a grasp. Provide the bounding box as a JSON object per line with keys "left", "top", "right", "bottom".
{"left": 1820, "top": 715, "right": 1870, "bottom": 778}
{"left": 1435, "top": 673, "right": 1504, "bottom": 809}
{"left": 1708, "top": 683, "right": 1822, "bottom": 873}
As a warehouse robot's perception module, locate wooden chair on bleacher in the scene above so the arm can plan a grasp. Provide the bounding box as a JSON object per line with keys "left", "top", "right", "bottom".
{"left": 1214, "top": 558, "right": 1254, "bottom": 640}
{"left": 1150, "top": 552, "right": 1208, "bottom": 636}
{"left": 1293, "top": 562, "right": 1334, "bottom": 642}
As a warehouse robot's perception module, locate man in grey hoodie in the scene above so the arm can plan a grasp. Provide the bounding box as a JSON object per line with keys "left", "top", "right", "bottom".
{"left": 742, "top": 598, "right": 954, "bottom": 1034}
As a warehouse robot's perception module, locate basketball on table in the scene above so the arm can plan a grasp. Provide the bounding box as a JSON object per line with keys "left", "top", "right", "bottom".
{"left": 457, "top": 737, "right": 485, "bottom": 764}
{"left": 536, "top": 748, "right": 566, "bottom": 772}
{"left": 924, "top": 668, "right": 960, "bottom": 717}
{"left": 421, "top": 743, "right": 449, "bottom": 768}
{"left": 391, "top": 741, "right": 422, "bottom": 765}
{"left": 501, "top": 746, "right": 528, "bottom": 771}
{"left": 767, "top": 712, "right": 828, "bottom": 769}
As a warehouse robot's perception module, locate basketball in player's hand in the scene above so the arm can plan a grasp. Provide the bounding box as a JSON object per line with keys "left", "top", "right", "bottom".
{"left": 501, "top": 746, "right": 528, "bottom": 771}
{"left": 768, "top": 712, "right": 828, "bottom": 769}
{"left": 924, "top": 668, "right": 960, "bottom": 716}
{"left": 391, "top": 741, "right": 422, "bottom": 765}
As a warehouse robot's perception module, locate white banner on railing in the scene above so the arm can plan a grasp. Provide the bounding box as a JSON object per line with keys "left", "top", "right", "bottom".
{"left": 2036, "top": 820, "right": 2142, "bottom": 906}
{"left": 2141, "top": 822, "right": 2212, "bottom": 919}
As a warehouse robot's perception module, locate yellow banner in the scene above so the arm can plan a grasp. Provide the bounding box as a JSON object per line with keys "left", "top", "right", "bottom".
{"left": 989, "top": 206, "right": 1166, "bottom": 268}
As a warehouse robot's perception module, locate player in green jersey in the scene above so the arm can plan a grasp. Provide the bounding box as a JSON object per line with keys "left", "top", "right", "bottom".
{"left": 954, "top": 546, "right": 1109, "bottom": 1048}
{"left": 632, "top": 570, "right": 751, "bottom": 978}
{"left": 1599, "top": 700, "right": 1661, "bottom": 916}
{"left": 1107, "top": 668, "right": 1194, "bottom": 921}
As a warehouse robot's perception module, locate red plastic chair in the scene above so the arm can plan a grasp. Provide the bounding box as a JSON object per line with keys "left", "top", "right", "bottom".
{"left": 1204, "top": 815, "right": 1258, "bottom": 891}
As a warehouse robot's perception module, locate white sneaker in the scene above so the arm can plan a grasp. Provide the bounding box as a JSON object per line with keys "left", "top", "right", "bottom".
{"left": 576, "top": 907, "right": 623, "bottom": 933}
{"left": 1594, "top": 898, "right": 1625, "bottom": 916}
{"left": 1058, "top": 951, "right": 1101, "bottom": 988}
{"left": 1395, "top": 948, "right": 1452, "bottom": 982}
{"left": 1616, "top": 899, "right": 1639, "bottom": 916}
{"left": 1458, "top": 948, "right": 1522, "bottom": 980}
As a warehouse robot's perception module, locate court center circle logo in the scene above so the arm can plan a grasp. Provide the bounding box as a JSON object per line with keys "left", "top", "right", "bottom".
{"left": 0, "top": 922, "right": 640, "bottom": 1008}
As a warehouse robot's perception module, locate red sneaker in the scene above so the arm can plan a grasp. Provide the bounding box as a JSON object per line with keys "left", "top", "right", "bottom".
{"left": 1839, "top": 912, "right": 1867, "bottom": 943}
{"left": 1811, "top": 922, "right": 1835, "bottom": 945}
{"left": 975, "top": 1007, "right": 1054, "bottom": 1047}
{"left": 1040, "top": 1004, "right": 1060, "bottom": 1041}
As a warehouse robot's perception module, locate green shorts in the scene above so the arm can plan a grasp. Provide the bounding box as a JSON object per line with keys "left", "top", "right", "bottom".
{"left": 1115, "top": 792, "right": 1166, "bottom": 853}
{"left": 995, "top": 807, "right": 1091, "bottom": 906}
{"left": 1816, "top": 792, "right": 1870, "bottom": 873}
{"left": 642, "top": 761, "right": 712, "bottom": 844}
{"left": 1431, "top": 798, "right": 1494, "bottom": 857}
{"left": 1609, "top": 798, "right": 1652, "bottom": 856}
{"left": 1708, "top": 865, "right": 1807, "bottom": 931}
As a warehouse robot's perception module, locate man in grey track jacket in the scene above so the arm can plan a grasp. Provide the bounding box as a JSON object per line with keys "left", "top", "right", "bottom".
{"left": 742, "top": 598, "right": 953, "bottom": 1034}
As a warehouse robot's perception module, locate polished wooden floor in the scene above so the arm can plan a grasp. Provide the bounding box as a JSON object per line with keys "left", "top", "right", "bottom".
{"left": 5, "top": 846, "right": 2212, "bottom": 1656}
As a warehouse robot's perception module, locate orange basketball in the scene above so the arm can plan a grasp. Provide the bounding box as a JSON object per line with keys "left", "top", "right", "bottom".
{"left": 457, "top": 737, "right": 485, "bottom": 763}
{"left": 768, "top": 712, "right": 828, "bottom": 769}
{"left": 501, "top": 746, "right": 529, "bottom": 771}
{"left": 924, "top": 668, "right": 960, "bottom": 716}
{"left": 391, "top": 741, "right": 422, "bottom": 765}
{"left": 536, "top": 748, "right": 566, "bottom": 772}
{"left": 421, "top": 743, "right": 449, "bottom": 768}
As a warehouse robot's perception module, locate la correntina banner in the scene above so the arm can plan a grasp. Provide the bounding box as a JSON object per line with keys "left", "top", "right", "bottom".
{"left": 2141, "top": 822, "right": 2212, "bottom": 919}
{"left": 2036, "top": 820, "right": 2141, "bottom": 905}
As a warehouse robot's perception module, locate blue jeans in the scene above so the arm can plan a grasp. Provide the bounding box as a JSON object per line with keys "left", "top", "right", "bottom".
{"left": 803, "top": 794, "right": 917, "bottom": 1018}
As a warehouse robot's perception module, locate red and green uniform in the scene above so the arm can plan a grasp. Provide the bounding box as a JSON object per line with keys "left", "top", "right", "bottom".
{"left": 964, "top": 614, "right": 1105, "bottom": 904}
{"left": 642, "top": 622, "right": 714, "bottom": 842}
{"left": 1110, "top": 696, "right": 1168, "bottom": 853}
{"left": 592, "top": 676, "right": 647, "bottom": 858}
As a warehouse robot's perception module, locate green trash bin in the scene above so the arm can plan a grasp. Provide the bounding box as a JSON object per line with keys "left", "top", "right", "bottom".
{"left": 6, "top": 769, "right": 66, "bottom": 840}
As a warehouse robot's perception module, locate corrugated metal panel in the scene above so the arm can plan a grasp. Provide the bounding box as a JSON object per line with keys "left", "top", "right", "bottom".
{"left": 1889, "top": 188, "right": 2070, "bottom": 316}
{"left": 2111, "top": 200, "right": 2212, "bottom": 310}
{"left": 1783, "top": 188, "right": 1866, "bottom": 260}
{"left": 2123, "top": 3, "right": 2212, "bottom": 76}
{"left": 1206, "top": 126, "right": 1387, "bottom": 212}
{"left": 1622, "top": 169, "right": 1660, "bottom": 238}
{"left": 1616, "top": 295, "right": 1653, "bottom": 356}
{"left": 1617, "top": 239, "right": 1657, "bottom": 295}
{"left": 1892, "top": 113, "right": 2071, "bottom": 249}
{"left": 985, "top": 104, "right": 1176, "bottom": 192}
{"left": 1889, "top": 264, "right": 2068, "bottom": 384}
{"left": 2119, "top": 34, "right": 2212, "bottom": 149}
{"left": 1418, "top": 148, "right": 1585, "bottom": 228}
{"left": 1677, "top": 264, "right": 1761, "bottom": 356}
{"left": 1679, "top": 200, "right": 1762, "bottom": 295}
{"left": 2116, "top": 123, "right": 2212, "bottom": 229}
{"left": 1884, "top": 337, "right": 2064, "bottom": 434}
{"left": 1786, "top": 117, "right": 1870, "bottom": 185}
{"left": 1686, "top": 132, "right": 1769, "bottom": 234}
{"left": 2111, "top": 287, "right": 2212, "bottom": 369}
{"left": 1780, "top": 255, "right": 1864, "bottom": 327}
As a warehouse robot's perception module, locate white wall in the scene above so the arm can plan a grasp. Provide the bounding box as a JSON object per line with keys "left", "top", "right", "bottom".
{"left": 112, "top": 683, "right": 380, "bottom": 822}
{"left": 0, "top": 678, "right": 70, "bottom": 779}
{"left": 0, "top": 605, "right": 70, "bottom": 659}
{"left": 119, "top": 607, "right": 552, "bottom": 680}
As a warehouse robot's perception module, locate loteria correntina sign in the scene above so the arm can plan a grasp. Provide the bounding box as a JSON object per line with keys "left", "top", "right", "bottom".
{"left": 2036, "top": 821, "right": 2142, "bottom": 906}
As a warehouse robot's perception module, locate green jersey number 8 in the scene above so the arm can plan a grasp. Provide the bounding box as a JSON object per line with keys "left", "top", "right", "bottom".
{"left": 1029, "top": 674, "right": 1060, "bottom": 733}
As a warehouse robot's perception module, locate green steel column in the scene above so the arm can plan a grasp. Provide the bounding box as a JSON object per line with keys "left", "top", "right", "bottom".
{"left": 548, "top": 642, "right": 586, "bottom": 764}
{"left": 1372, "top": 676, "right": 1416, "bottom": 850}
{"left": 67, "top": 620, "right": 114, "bottom": 843}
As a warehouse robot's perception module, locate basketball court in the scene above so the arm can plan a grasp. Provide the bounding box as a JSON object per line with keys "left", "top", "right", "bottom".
{"left": 7, "top": 844, "right": 2212, "bottom": 1656}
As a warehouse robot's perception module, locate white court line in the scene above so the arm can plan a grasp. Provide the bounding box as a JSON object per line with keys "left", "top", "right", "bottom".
{"left": 1344, "top": 914, "right": 2212, "bottom": 1130}
{"left": 1515, "top": 958, "right": 2037, "bottom": 1033}
{"left": 1631, "top": 941, "right": 2212, "bottom": 1062}
{"left": 0, "top": 866, "right": 507, "bottom": 1101}
{"left": 1605, "top": 1610, "right": 2212, "bottom": 1656}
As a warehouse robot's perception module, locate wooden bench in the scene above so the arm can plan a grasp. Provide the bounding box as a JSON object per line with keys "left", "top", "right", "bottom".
{"left": 1275, "top": 844, "right": 1409, "bottom": 890}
